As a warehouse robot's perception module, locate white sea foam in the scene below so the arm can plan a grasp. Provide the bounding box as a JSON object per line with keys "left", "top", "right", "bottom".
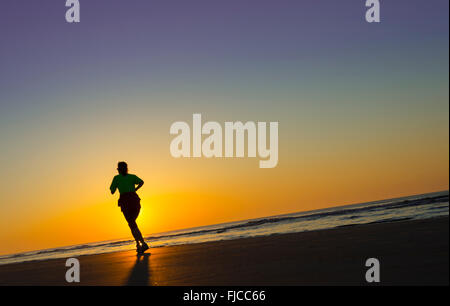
{"left": 0, "top": 190, "right": 447, "bottom": 266}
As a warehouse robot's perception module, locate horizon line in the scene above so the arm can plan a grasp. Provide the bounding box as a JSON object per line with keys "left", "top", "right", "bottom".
{"left": 0, "top": 188, "right": 448, "bottom": 258}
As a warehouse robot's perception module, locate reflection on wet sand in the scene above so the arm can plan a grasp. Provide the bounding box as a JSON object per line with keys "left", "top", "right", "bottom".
{"left": 125, "top": 253, "right": 151, "bottom": 286}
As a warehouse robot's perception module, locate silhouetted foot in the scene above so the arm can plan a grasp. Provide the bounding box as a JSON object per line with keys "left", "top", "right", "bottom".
{"left": 137, "top": 242, "right": 149, "bottom": 254}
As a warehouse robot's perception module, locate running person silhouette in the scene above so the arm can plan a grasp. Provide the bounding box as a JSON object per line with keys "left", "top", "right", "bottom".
{"left": 110, "top": 161, "right": 149, "bottom": 254}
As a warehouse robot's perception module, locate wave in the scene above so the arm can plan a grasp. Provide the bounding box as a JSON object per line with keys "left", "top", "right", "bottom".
{"left": 0, "top": 192, "right": 447, "bottom": 264}
{"left": 0, "top": 240, "right": 138, "bottom": 261}
{"left": 143, "top": 193, "right": 448, "bottom": 241}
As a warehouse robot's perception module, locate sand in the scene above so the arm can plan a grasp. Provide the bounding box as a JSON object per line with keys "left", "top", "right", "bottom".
{"left": 0, "top": 217, "right": 448, "bottom": 286}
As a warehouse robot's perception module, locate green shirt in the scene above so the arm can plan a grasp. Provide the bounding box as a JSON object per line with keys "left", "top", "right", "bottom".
{"left": 110, "top": 174, "right": 143, "bottom": 194}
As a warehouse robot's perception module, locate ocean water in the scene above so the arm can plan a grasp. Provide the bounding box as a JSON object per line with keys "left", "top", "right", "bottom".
{"left": 0, "top": 190, "right": 448, "bottom": 266}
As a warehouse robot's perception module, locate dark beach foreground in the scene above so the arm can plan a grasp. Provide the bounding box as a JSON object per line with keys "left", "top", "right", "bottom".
{"left": 0, "top": 217, "right": 448, "bottom": 286}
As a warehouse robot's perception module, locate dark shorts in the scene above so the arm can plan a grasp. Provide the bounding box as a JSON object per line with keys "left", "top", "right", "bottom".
{"left": 118, "top": 192, "right": 141, "bottom": 227}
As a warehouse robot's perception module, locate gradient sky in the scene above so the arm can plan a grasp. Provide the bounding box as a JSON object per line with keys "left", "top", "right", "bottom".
{"left": 0, "top": 0, "right": 448, "bottom": 255}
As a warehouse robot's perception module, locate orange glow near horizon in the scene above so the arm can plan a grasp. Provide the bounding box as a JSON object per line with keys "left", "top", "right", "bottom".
{"left": 1, "top": 0, "right": 449, "bottom": 259}
{"left": 0, "top": 75, "right": 448, "bottom": 257}
{"left": 0, "top": 127, "right": 448, "bottom": 255}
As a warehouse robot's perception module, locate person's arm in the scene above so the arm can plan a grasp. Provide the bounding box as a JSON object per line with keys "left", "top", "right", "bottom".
{"left": 135, "top": 181, "right": 144, "bottom": 192}
{"left": 134, "top": 175, "right": 144, "bottom": 192}
{"left": 110, "top": 177, "right": 117, "bottom": 194}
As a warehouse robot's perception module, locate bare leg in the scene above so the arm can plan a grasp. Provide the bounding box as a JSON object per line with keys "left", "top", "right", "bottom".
{"left": 124, "top": 209, "right": 148, "bottom": 250}
{"left": 130, "top": 225, "right": 145, "bottom": 244}
{"left": 131, "top": 224, "right": 149, "bottom": 254}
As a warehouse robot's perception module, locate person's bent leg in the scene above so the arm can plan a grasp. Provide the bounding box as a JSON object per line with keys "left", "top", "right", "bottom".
{"left": 130, "top": 223, "right": 149, "bottom": 253}
{"left": 124, "top": 211, "right": 141, "bottom": 245}
{"left": 131, "top": 205, "right": 147, "bottom": 245}
{"left": 124, "top": 205, "right": 148, "bottom": 252}
{"left": 130, "top": 224, "right": 144, "bottom": 244}
{"left": 133, "top": 225, "right": 149, "bottom": 253}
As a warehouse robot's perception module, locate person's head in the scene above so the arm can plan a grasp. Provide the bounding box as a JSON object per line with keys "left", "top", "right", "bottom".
{"left": 117, "top": 161, "right": 128, "bottom": 175}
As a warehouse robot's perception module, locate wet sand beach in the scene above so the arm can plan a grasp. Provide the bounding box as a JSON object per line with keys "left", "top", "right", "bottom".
{"left": 0, "top": 217, "right": 448, "bottom": 286}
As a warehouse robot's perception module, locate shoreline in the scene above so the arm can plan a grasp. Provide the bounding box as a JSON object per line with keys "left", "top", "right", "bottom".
{"left": 1, "top": 190, "right": 447, "bottom": 265}
{"left": 0, "top": 216, "right": 448, "bottom": 285}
